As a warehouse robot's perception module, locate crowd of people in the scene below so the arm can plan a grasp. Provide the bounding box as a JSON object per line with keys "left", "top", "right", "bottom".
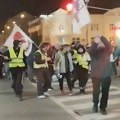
{"left": 0, "top": 35, "right": 120, "bottom": 115}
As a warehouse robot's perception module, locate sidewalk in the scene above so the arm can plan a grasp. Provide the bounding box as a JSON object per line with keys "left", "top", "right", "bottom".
{"left": 0, "top": 79, "right": 75, "bottom": 120}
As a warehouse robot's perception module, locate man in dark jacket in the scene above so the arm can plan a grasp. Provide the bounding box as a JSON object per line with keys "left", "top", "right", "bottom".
{"left": 88, "top": 35, "right": 113, "bottom": 115}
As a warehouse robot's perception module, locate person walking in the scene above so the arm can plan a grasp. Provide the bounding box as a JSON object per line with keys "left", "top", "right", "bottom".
{"left": 76, "top": 45, "right": 91, "bottom": 94}
{"left": 88, "top": 35, "right": 113, "bottom": 115}
{"left": 4, "top": 40, "right": 27, "bottom": 101}
{"left": 54, "top": 44, "right": 74, "bottom": 95}
{"left": 34, "top": 42, "right": 51, "bottom": 99}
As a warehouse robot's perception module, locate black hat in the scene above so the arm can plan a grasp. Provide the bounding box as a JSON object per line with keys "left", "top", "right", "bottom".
{"left": 77, "top": 45, "right": 86, "bottom": 54}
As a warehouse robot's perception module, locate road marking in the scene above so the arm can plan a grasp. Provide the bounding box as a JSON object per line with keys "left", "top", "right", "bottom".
{"left": 31, "top": 80, "right": 120, "bottom": 120}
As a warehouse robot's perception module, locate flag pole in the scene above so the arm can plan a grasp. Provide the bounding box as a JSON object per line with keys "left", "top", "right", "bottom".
{"left": 87, "top": 6, "right": 111, "bottom": 11}
{"left": 85, "top": 0, "right": 89, "bottom": 44}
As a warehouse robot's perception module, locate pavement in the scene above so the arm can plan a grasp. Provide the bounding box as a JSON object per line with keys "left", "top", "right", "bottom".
{"left": 0, "top": 76, "right": 120, "bottom": 120}
{"left": 0, "top": 79, "right": 75, "bottom": 120}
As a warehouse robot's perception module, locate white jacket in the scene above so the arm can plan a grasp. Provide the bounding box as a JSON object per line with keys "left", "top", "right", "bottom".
{"left": 54, "top": 51, "right": 74, "bottom": 73}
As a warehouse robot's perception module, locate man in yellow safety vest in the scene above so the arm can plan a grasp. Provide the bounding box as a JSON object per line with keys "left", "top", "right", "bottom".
{"left": 4, "top": 40, "right": 27, "bottom": 101}
{"left": 34, "top": 42, "right": 51, "bottom": 99}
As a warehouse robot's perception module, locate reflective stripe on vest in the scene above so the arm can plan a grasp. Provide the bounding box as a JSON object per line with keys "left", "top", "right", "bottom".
{"left": 72, "top": 50, "right": 78, "bottom": 64}
{"left": 76, "top": 54, "right": 88, "bottom": 69}
{"left": 9, "top": 48, "right": 25, "bottom": 68}
{"left": 34, "top": 50, "right": 48, "bottom": 69}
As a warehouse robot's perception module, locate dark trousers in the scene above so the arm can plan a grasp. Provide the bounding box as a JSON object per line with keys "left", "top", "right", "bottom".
{"left": 48, "top": 65, "right": 54, "bottom": 87}
{"left": 10, "top": 68, "right": 24, "bottom": 95}
{"left": 92, "top": 76, "right": 111, "bottom": 109}
{"left": 35, "top": 68, "right": 51, "bottom": 96}
{"left": 112, "top": 62, "right": 117, "bottom": 75}
{"left": 59, "top": 73, "right": 72, "bottom": 91}
{"left": 0, "top": 65, "right": 3, "bottom": 79}
{"left": 77, "top": 67, "right": 88, "bottom": 88}
{"left": 72, "top": 64, "right": 78, "bottom": 84}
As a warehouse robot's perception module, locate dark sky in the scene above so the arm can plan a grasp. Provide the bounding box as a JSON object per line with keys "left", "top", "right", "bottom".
{"left": 0, "top": 0, "right": 120, "bottom": 31}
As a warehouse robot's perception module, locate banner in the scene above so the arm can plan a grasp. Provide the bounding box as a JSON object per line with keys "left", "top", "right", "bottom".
{"left": 4, "top": 24, "right": 33, "bottom": 56}
{"left": 72, "top": 0, "right": 91, "bottom": 33}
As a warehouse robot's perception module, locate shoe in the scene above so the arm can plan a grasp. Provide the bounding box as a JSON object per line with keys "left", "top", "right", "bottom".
{"left": 60, "top": 90, "right": 66, "bottom": 95}
{"left": 38, "top": 95, "right": 46, "bottom": 99}
{"left": 80, "top": 88, "right": 86, "bottom": 94}
{"left": 100, "top": 109, "right": 107, "bottom": 115}
{"left": 44, "top": 92, "right": 50, "bottom": 97}
{"left": 48, "top": 88, "right": 52, "bottom": 92}
{"left": 69, "top": 91, "right": 74, "bottom": 96}
{"left": 31, "top": 79, "right": 36, "bottom": 83}
{"left": 18, "top": 94, "right": 23, "bottom": 101}
{"left": 50, "top": 87, "right": 54, "bottom": 89}
{"left": 93, "top": 105, "right": 98, "bottom": 113}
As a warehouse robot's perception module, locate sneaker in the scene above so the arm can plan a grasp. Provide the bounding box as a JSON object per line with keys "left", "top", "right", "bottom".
{"left": 100, "top": 109, "right": 107, "bottom": 115}
{"left": 69, "top": 91, "right": 74, "bottom": 96}
{"left": 18, "top": 94, "right": 23, "bottom": 101}
{"left": 44, "top": 92, "right": 50, "bottom": 97}
{"left": 48, "top": 88, "right": 52, "bottom": 92}
{"left": 38, "top": 95, "right": 46, "bottom": 99}
{"left": 93, "top": 105, "right": 98, "bottom": 113}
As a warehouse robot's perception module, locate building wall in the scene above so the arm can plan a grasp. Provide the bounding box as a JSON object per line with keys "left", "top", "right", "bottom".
{"left": 28, "top": 9, "right": 120, "bottom": 45}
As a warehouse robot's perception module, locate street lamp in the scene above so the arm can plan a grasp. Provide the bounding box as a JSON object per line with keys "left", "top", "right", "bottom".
{"left": 12, "top": 21, "right": 16, "bottom": 24}
{"left": 2, "top": 31, "right": 4, "bottom": 34}
{"left": 85, "top": 0, "right": 90, "bottom": 44}
{"left": 20, "top": 14, "right": 25, "bottom": 18}
{"left": 6, "top": 26, "right": 10, "bottom": 30}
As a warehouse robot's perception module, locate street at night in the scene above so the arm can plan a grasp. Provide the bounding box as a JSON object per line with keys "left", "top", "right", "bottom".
{"left": 0, "top": 0, "right": 120, "bottom": 120}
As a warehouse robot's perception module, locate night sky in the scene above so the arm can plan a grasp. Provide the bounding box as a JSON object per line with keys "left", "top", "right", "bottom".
{"left": 0, "top": 0, "right": 120, "bottom": 31}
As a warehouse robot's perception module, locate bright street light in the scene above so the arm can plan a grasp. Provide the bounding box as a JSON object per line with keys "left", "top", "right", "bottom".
{"left": 12, "top": 21, "right": 16, "bottom": 24}
{"left": 2, "top": 30, "right": 4, "bottom": 33}
{"left": 20, "top": 14, "right": 25, "bottom": 18}
{"left": 6, "top": 26, "right": 10, "bottom": 30}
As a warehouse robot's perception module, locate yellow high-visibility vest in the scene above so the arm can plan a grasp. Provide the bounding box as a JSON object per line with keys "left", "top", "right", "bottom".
{"left": 34, "top": 50, "right": 48, "bottom": 69}
{"left": 9, "top": 48, "right": 25, "bottom": 68}
{"left": 76, "top": 54, "right": 89, "bottom": 69}
{"left": 72, "top": 50, "right": 78, "bottom": 64}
